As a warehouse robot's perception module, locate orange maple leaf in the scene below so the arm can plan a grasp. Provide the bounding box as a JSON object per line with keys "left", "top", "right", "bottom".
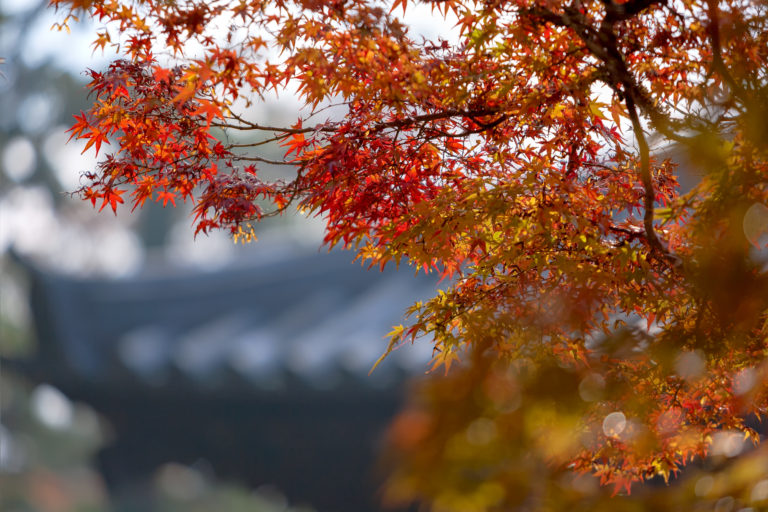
{"left": 99, "top": 187, "right": 125, "bottom": 213}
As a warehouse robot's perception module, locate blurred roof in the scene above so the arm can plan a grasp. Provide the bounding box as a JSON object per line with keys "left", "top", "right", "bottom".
{"left": 13, "top": 248, "right": 438, "bottom": 394}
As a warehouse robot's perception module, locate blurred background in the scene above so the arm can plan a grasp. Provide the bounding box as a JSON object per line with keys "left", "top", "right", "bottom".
{"left": 3, "top": 2, "right": 768, "bottom": 512}
{"left": 0, "top": 1, "right": 439, "bottom": 511}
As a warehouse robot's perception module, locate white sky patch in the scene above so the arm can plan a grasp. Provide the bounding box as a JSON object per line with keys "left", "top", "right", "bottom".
{"left": 43, "top": 124, "right": 111, "bottom": 192}
{"left": 17, "top": 92, "right": 60, "bottom": 135}
{"left": 0, "top": 186, "right": 59, "bottom": 254}
{"left": 400, "top": 3, "right": 461, "bottom": 41}
{"left": 2, "top": 136, "right": 36, "bottom": 182}
{"left": 165, "top": 220, "right": 237, "bottom": 269}
{"left": 16, "top": 3, "right": 118, "bottom": 71}
{"left": 1, "top": 0, "right": 39, "bottom": 16}
{"left": 0, "top": 184, "right": 144, "bottom": 275}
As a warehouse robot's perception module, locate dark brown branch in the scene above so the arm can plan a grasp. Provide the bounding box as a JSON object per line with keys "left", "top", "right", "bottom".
{"left": 227, "top": 134, "right": 289, "bottom": 148}
{"left": 235, "top": 155, "right": 296, "bottom": 165}
{"left": 625, "top": 94, "right": 670, "bottom": 260}
{"left": 601, "top": 0, "right": 666, "bottom": 23}
{"left": 523, "top": 2, "right": 681, "bottom": 263}
{"left": 215, "top": 108, "right": 503, "bottom": 136}
{"left": 370, "top": 109, "right": 502, "bottom": 132}
{"left": 705, "top": 0, "right": 749, "bottom": 103}
{"left": 523, "top": 2, "right": 694, "bottom": 147}
{"left": 212, "top": 120, "right": 332, "bottom": 133}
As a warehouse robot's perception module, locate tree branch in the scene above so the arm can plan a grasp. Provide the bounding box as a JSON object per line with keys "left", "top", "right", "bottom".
{"left": 523, "top": 2, "right": 694, "bottom": 148}
{"left": 524, "top": 1, "right": 680, "bottom": 263}
{"left": 602, "top": 0, "right": 667, "bottom": 23}
{"left": 215, "top": 108, "right": 503, "bottom": 136}
{"left": 705, "top": 0, "right": 749, "bottom": 104}
{"left": 625, "top": 94, "right": 670, "bottom": 261}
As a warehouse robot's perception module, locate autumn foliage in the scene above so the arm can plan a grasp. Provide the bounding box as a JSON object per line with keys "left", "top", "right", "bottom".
{"left": 53, "top": 0, "right": 767, "bottom": 508}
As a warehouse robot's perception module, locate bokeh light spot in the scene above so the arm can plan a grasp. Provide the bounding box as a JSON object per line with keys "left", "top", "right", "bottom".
{"left": 695, "top": 475, "right": 714, "bottom": 497}
{"left": 675, "top": 350, "right": 706, "bottom": 381}
{"left": 743, "top": 202, "right": 768, "bottom": 247}
{"left": 714, "top": 496, "right": 734, "bottom": 512}
{"left": 710, "top": 431, "right": 745, "bottom": 458}
{"left": 751, "top": 479, "right": 768, "bottom": 503}
{"left": 30, "top": 384, "right": 74, "bottom": 430}
{"left": 734, "top": 368, "right": 756, "bottom": 396}
{"left": 602, "top": 412, "right": 626, "bottom": 438}
{"left": 465, "top": 418, "right": 497, "bottom": 446}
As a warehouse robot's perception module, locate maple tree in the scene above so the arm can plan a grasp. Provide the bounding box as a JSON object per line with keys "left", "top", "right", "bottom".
{"left": 52, "top": 0, "right": 768, "bottom": 508}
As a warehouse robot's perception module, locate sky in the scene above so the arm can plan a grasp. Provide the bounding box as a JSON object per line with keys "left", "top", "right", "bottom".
{"left": 1, "top": 0, "right": 458, "bottom": 71}
{"left": 1, "top": 0, "right": 117, "bottom": 70}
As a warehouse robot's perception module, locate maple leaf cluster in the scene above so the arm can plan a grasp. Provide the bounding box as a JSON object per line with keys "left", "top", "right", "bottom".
{"left": 53, "top": 0, "right": 768, "bottom": 507}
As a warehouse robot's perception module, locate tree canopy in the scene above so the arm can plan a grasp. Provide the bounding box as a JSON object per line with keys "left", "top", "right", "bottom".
{"left": 52, "top": 0, "right": 767, "bottom": 508}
